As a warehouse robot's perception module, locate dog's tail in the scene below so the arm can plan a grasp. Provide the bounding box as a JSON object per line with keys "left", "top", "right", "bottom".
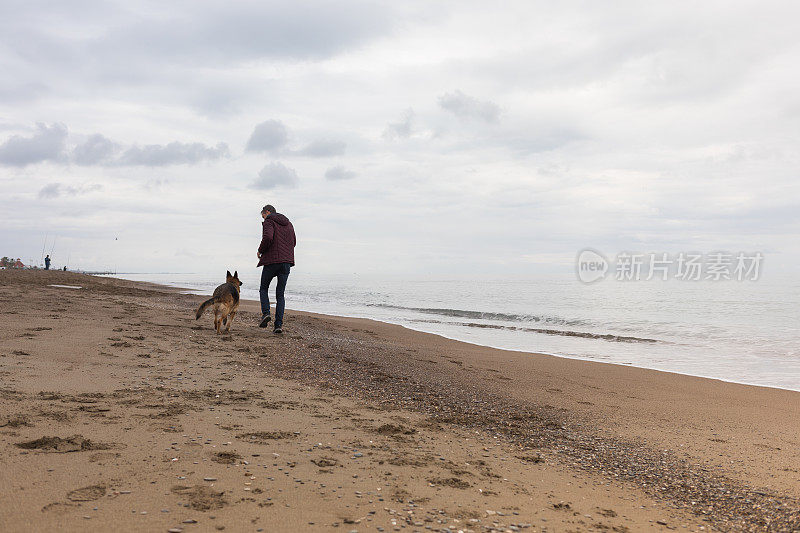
{"left": 195, "top": 297, "right": 215, "bottom": 319}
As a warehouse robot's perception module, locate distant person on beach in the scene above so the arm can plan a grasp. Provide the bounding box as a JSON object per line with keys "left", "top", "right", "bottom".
{"left": 257, "top": 204, "right": 296, "bottom": 334}
{"left": 44, "top": 255, "right": 50, "bottom": 270}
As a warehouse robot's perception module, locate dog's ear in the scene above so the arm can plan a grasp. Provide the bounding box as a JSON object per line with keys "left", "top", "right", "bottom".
{"left": 233, "top": 270, "right": 238, "bottom": 279}
{"left": 226, "top": 270, "right": 232, "bottom": 279}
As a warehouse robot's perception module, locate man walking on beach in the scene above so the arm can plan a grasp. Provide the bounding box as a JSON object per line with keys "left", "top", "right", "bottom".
{"left": 257, "top": 205, "right": 296, "bottom": 334}
{"left": 44, "top": 255, "right": 51, "bottom": 270}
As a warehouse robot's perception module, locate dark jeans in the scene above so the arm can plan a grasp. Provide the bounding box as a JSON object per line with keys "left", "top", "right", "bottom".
{"left": 260, "top": 262, "right": 291, "bottom": 327}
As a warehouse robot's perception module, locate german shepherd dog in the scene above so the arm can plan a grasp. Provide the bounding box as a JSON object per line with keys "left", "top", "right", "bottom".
{"left": 195, "top": 270, "right": 243, "bottom": 334}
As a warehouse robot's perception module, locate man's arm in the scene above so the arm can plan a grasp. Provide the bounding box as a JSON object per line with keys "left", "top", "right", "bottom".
{"left": 258, "top": 221, "right": 274, "bottom": 255}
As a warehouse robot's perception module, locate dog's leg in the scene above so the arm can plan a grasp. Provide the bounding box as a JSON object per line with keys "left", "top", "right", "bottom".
{"left": 225, "top": 310, "right": 236, "bottom": 333}
{"left": 214, "top": 306, "right": 221, "bottom": 334}
{"left": 220, "top": 307, "right": 230, "bottom": 334}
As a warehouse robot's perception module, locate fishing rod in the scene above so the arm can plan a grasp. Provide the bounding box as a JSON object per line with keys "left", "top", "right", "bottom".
{"left": 40, "top": 234, "right": 48, "bottom": 264}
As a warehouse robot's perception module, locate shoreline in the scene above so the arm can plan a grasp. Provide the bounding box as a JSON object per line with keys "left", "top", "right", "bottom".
{"left": 105, "top": 272, "right": 799, "bottom": 395}
{"left": 3, "top": 269, "right": 800, "bottom": 532}
{"left": 215, "top": 292, "right": 800, "bottom": 396}
{"left": 102, "top": 272, "right": 800, "bottom": 394}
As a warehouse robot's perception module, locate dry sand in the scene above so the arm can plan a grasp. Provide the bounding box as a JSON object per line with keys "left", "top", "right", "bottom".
{"left": 1, "top": 270, "right": 799, "bottom": 532}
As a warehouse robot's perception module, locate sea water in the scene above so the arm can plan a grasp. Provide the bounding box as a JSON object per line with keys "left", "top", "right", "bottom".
{"left": 103, "top": 271, "right": 800, "bottom": 392}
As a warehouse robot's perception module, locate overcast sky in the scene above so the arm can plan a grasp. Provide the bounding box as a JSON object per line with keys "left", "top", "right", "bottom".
{"left": 1, "top": 0, "right": 798, "bottom": 278}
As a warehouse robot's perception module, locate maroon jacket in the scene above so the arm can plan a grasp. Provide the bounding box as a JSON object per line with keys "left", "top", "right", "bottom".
{"left": 257, "top": 213, "right": 296, "bottom": 267}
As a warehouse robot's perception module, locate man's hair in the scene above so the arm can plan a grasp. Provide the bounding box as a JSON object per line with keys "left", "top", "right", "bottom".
{"left": 262, "top": 204, "right": 275, "bottom": 214}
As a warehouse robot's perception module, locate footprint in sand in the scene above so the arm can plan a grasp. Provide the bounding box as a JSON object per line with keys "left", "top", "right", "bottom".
{"left": 311, "top": 457, "right": 339, "bottom": 468}
{"left": 427, "top": 476, "right": 471, "bottom": 489}
{"left": 0, "top": 415, "right": 33, "bottom": 428}
{"left": 41, "top": 502, "right": 79, "bottom": 513}
{"left": 67, "top": 484, "right": 106, "bottom": 502}
{"left": 110, "top": 341, "right": 132, "bottom": 348}
{"left": 211, "top": 451, "right": 243, "bottom": 464}
{"left": 16, "top": 435, "right": 113, "bottom": 453}
{"left": 170, "top": 485, "right": 227, "bottom": 511}
{"left": 88, "top": 452, "right": 121, "bottom": 463}
{"left": 375, "top": 423, "right": 417, "bottom": 436}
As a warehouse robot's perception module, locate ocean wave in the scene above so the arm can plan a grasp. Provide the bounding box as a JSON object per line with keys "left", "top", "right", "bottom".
{"left": 409, "top": 319, "right": 659, "bottom": 343}
{"left": 365, "top": 303, "right": 590, "bottom": 326}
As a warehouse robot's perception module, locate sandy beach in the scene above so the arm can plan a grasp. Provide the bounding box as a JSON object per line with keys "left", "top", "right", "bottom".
{"left": 1, "top": 270, "right": 799, "bottom": 533}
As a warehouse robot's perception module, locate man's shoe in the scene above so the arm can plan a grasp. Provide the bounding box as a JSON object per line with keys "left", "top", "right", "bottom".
{"left": 259, "top": 315, "right": 271, "bottom": 328}
{"left": 273, "top": 326, "right": 283, "bottom": 334}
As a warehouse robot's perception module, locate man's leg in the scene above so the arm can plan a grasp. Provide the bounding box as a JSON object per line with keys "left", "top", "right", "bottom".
{"left": 273, "top": 263, "right": 290, "bottom": 331}
{"left": 259, "top": 264, "right": 278, "bottom": 327}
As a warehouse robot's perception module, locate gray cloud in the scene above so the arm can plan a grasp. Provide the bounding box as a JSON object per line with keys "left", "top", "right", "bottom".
{"left": 118, "top": 141, "right": 229, "bottom": 166}
{"left": 2, "top": 123, "right": 231, "bottom": 167}
{"left": 38, "top": 183, "right": 64, "bottom": 199}
{"left": 72, "top": 134, "right": 119, "bottom": 165}
{"left": 325, "top": 165, "right": 357, "bottom": 181}
{"left": 0, "top": 2, "right": 400, "bottom": 118}
{"left": 0, "top": 123, "right": 67, "bottom": 166}
{"left": 38, "top": 182, "right": 102, "bottom": 199}
{"left": 251, "top": 162, "right": 299, "bottom": 190}
{"left": 246, "top": 120, "right": 289, "bottom": 153}
{"left": 383, "top": 108, "right": 415, "bottom": 140}
{"left": 98, "top": 2, "right": 396, "bottom": 64}
{"left": 297, "top": 139, "right": 346, "bottom": 157}
{"left": 438, "top": 90, "right": 500, "bottom": 123}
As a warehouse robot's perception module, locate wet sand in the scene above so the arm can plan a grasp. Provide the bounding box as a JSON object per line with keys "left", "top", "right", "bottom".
{"left": 1, "top": 270, "right": 799, "bottom": 532}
